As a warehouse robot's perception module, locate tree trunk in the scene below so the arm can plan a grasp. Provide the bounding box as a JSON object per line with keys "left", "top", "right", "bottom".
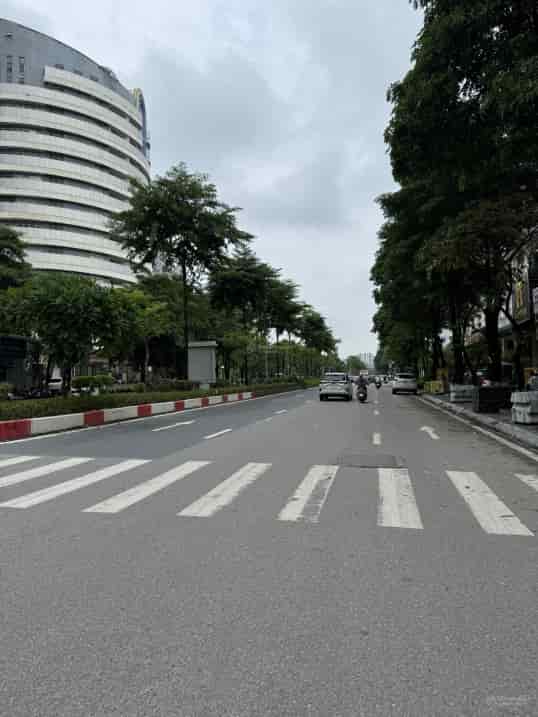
{"left": 181, "top": 259, "right": 190, "bottom": 380}
{"left": 484, "top": 306, "right": 502, "bottom": 382}
{"left": 449, "top": 301, "right": 465, "bottom": 384}
{"left": 512, "top": 337, "right": 525, "bottom": 390}
{"left": 462, "top": 345, "right": 478, "bottom": 385}
{"left": 45, "top": 356, "right": 53, "bottom": 391}
{"left": 62, "top": 365, "right": 72, "bottom": 396}
{"left": 503, "top": 308, "right": 525, "bottom": 390}
{"left": 143, "top": 338, "right": 150, "bottom": 385}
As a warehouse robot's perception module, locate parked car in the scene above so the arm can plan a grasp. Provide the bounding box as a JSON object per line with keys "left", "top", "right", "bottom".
{"left": 47, "top": 377, "right": 63, "bottom": 394}
{"left": 392, "top": 373, "right": 418, "bottom": 395}
{"left": 319, "top": 373, "right": 353, "bottom": 401}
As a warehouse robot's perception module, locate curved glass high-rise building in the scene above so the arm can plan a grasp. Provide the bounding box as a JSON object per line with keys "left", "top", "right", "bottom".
{"left": 0, "top": 18, "right": 150, "bottom": 284}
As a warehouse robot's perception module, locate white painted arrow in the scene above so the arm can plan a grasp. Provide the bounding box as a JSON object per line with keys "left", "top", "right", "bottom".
{"left": 420, "top": 426, "right": 439, "bottom": 440}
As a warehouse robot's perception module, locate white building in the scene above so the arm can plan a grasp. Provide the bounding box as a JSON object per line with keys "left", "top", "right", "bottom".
{"left": 0, "top": 18, "right": 150, "bottom": 284}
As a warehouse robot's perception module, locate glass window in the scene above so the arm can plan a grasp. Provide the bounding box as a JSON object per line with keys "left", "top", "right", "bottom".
{"left": 18, "top": 56, "right": 25, "bottom": 73}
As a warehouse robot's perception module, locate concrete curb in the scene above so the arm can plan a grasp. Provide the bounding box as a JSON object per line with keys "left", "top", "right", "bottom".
{"left": 421, "top": 394, "right": 538, "bottom": 452}
{"left": 0, "top": 391, "right": 255, "bottom": 442}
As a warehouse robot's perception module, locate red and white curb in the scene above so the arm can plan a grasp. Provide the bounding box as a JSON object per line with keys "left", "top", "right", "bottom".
{"left": 0, "top": 391, "right": 254, "bottom": 442}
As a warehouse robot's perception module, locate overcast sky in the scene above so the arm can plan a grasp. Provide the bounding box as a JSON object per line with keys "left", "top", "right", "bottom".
{"left": 5, "top": 0, "right": 422, "bottom": 357}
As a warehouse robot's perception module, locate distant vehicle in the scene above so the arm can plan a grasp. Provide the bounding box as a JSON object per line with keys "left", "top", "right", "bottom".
{"left": 319, "top": 373, "right": 353, "bottom": 401}
{"left": 392, "top": 373, "right": 418, "bottom": 395}
{"left": 47, "top": 377, "right": 63, "bottom": 394}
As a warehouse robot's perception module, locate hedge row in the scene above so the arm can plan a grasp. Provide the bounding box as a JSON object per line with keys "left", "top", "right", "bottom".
{"left": 0, "top": 382, "right": 305, "bottom": 421}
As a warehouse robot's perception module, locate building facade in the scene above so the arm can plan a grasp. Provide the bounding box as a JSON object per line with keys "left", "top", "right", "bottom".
{"left": 0, "top": 18, "right": 150, "bottom": 284}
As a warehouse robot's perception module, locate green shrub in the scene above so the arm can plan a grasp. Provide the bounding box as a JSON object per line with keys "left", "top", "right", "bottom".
{"left": 148, "top": 378, "right": 199, "bottom": 392}
{"left": 0, "top": 383, "right": 14, "bottom": 400}
{"left": 0, "top": 382, "right": 304, "bottom": 421}
{"left": 72, "top": 375, "right": 94, "bottom": 390}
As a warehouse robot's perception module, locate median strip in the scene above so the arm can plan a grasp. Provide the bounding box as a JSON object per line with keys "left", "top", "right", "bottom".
{"left": 0, "top": 384, "right": 308, "bottom": 443}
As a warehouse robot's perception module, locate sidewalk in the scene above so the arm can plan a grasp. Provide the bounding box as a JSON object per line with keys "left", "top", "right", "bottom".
{"left": 421, "top": 393, "right": 538, "bottom": 453}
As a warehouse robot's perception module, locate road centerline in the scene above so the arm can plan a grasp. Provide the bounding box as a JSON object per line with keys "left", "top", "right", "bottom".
{"left": 152, "top": 420, "right": 195, "bottom": 433}
{"left": 204, "top": 428, "right": 232, "bottom": 440}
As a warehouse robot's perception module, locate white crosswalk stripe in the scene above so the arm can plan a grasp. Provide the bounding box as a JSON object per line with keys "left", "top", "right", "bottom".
{"left": 515, "top": 474, "right": 538, "bottom": 493}
{"left": 0, "top": 455, "right": 40, "bottom": 470}
{"left": 278, "top": 465, "right": 338, "bottom": 523}
{"left": 447, "top": 471, "right": 533, "bottom": 536}
{"left": 83, "top": 460, "right": 210, "bottom": 514}
{"left": 179, "top": 462, "right": 271, "bottom": 517}
{"left": 0, "top": 456, "right": 93, "bottom": 489}
{"left": 0, "top": 459, "right": 150, "bottom": 509}
{"left": 0, "top": 452, "right": 536, "bottom": 539}
{"left": 377, "top": 468, "right": 423, "bottom": 530}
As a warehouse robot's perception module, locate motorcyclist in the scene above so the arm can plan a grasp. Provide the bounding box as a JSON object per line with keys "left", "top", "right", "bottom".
{"left": 357, "top": 374, "right": 368, "bottom": 400}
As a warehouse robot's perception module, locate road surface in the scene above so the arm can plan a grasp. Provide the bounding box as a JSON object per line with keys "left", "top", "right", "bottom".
{"left": 1, "top": 386, "right": 537, "bottom": 716}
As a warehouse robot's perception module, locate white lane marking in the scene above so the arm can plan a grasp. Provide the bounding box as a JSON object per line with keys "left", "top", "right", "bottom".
{"left": 179, "top": 462, "right": 271, "bottom": 518}
{"left": 0, "top": 459, "right": 150, "bottom": 509}
{"left": 265, "top": 417, "right": 273, "bottom": 422}
{"left": 152, "top": 420, "right": 195, "bottom": 433}
{"left": 447, "top": 471, "right": 533, "bottom": 536}
{"left": 0, "top": 455, "right": 40, "bottom": 470}
{"left": 420, "top": 426, "right": 439, "bottom": 440}
{"left": 418, "top": 397, "right": 538, "bottom": 464}
{"left": 0, "top": 457, "right": 92, "bottom": 489}
{"left": 0, "top": 389, "right": 311, "bottom": 446}
{"left": 373, "top": 433, "right": 382, "bottom": 446}
{"left": 275, "top": 409, "right": 288, "bottom": 415}
{"left": 204, "top": 428, "right": 232, "bottom": 440}
{"left": 83, "top": 461, "right": 210, "bottom": 514}
{"left": 374, "top": 409, "right": 380, "bottom": 416}
{"left": 515, "top": 474, "right": 538, "bottom": 493}
{"left": 278, "top": 465, "right": 338, "bottom": 523}
{"left": 378, "top": 468, "right": 423, "bottom": 530}
{"left": 374, "top": 400, "right": 379, "bottom": 405}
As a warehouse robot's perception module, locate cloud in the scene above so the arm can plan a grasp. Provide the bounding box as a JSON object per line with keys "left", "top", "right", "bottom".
{"left": 6, "top": 0, "right": 423, "bottom": 356}
{"left": 1, "top": 0, "right": 52, "bottom": 33}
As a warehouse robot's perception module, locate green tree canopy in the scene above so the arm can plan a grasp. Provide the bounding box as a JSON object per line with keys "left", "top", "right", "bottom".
{"left": 111, "top": 162, "right": 253, "bottom": 376}
{"left": 0, "top": 226, "right": 31, "bottom": 291}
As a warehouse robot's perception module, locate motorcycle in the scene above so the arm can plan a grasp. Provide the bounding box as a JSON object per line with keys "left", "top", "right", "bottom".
{"left": 375, "top": 378, "right": 382, "bottom": 389}
{"left": 357, "top": 385, "right": 367, "bottom": 403}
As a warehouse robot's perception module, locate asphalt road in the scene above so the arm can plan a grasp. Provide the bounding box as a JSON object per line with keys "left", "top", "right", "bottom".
{"left": 1, "top": 386, "right": 537, "bottom": 717}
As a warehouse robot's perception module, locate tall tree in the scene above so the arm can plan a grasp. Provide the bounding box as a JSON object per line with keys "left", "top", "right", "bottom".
{"left": 378, "top": 0, "right": 538, "bottom": 382}
{"left": 23, "top": 274, "right": 108, "bottom": 393}
{"left": 0, "top": 226, "right": 31, "bottom": 291}
{"left": 111, "top": 163, "right": 252, "bottom": 377}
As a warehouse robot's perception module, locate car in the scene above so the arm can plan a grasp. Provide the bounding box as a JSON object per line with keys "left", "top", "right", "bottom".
{"left": 47, "top": 377, "right": 63, "bottom": 394}
{"left": 392, "top": 373, "right": 418, "bottom": 395}
{"left": 319, "top": 372, "right": 353, "bottom": 401}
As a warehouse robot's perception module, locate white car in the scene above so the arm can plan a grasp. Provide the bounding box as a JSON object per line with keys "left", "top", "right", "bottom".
{"left": 319, "top": 373, "right": 353, "bottom": 401}
{"left": 392, "top": 373, "right": 418, "bottom": 395}
{"left": 47, "top": 377, "right": 63, "bottom": 394}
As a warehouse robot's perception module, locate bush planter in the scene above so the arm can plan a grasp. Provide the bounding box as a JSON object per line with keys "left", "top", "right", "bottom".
{"left": 472, "top": 385, "right": 512, "bottom": 413}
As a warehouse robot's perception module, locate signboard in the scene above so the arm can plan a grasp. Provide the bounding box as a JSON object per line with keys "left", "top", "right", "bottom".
{"left": 514, "top": 267, "right": 531, "bottom": 323}
{"left": 0, "top": 335, "right": 28, "bottom": 366}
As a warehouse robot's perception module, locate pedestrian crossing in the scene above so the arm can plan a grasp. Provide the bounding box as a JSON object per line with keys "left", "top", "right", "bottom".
{"left": 0, "top": 453, "right": 536, "bottom": 537}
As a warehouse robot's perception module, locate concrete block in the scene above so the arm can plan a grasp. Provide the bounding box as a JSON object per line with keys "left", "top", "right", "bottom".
{"left": 449, "top": 384, "right": 475, "bottom": 403}
{"left": 31, "top": 412, "right": 84, "bottom": 435}
{"left": 103, "top": 406, "right": 138, "bottom": 423}
{"left": 151, "top": 401, "right": 176, "bottom": 415}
